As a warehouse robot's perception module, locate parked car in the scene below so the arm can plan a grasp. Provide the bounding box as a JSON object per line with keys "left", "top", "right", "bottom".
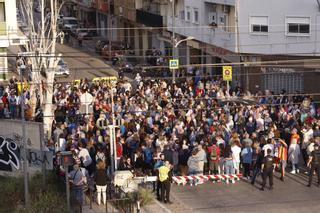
{"left": 62, "top": 17, "right": 78, "bottom": 32}
{"left": 76, "top": 29, "right": 98, "bottom": 40}
{"left": 101, "top": 41, "right": 126, "bottom": 60}
{"left": 95, "top": 40, "right": 109, "bottom": 54}
{"left": 55, "top": 59, "right": 70, "bottom": 77}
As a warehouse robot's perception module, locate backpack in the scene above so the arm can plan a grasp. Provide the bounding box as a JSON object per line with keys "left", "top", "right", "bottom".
{"left": 210, "top": 146, "right": 218, "bottom": 161}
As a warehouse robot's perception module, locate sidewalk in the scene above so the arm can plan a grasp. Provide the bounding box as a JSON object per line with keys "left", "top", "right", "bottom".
{"left": 140, "top": 199, "right": 172, "bottom": 213}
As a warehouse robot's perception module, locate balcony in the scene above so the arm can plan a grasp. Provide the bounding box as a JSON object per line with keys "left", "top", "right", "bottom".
{"left": 167, "top": 16, "right": 236, "bottom": 53}
{"left": 0, "top": 22, "right": 6, "bottom": 36}
{"left": 136, "top": 9, "right": 163, "bottom": 27}
{"left": 204, "top": 0, "right": 235, "bottom": 6}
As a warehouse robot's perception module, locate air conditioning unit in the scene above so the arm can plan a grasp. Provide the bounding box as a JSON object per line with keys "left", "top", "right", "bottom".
{"left": 222, "top": 5, "right": 230, "bottom": 13}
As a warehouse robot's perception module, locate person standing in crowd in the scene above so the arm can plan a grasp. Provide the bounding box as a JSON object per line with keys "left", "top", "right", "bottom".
{"left": 301, "top": 125, "right": 314, "bottom": 165}
{"left": 277, "top": 139, "right": 288, "bottom": 181}
{"left": 95, "top": 159, "right": 107, "bottom": 205}
{"left": 260, "top": 149, "right": 275, "bottom": 191}
{"left": 231, "top": 140, "right": 241, "bottom": 174}
{"left": 224, "top": 145, "right": 235, "bottom": 184}
{"left": 307, "top": 143, "right": 320, "bottom": 187}
{"left": 241, "top": 142, "right": 253, "bottom": 179}
{"left": 178, "top": 143, "right": 190, "bottom": 176}
{"left": 69, "top": 163, "right": 86, "bottom": 205}
{"left": 251, "top": 147, "right": 264, "bottom": 185}
{"left": 196, "top": 144, "right": 207, "bottom": 178}
{"left": 78, "top": 141, "right": 93, "bottom": 175}
{"left": 208, "top": 141, "right": 220, "bottom": 175}
{"left": 154, "top": 154, "right": 165, "bottom": 199}
{"left": 158, "top": 161, "right": 173, "bottom": 204}
{"left": 288, "top": 138, "right": 301, "bottom": 174}
{"left": 187, "top": 149, "right": 200, "bottom": 186}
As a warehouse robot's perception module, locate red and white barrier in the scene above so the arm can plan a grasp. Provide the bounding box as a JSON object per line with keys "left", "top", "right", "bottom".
{"left": 173, "top": 174, "right": 242, "bottom": 185}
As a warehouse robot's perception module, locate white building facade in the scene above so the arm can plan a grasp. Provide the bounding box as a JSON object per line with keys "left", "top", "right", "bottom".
{"left": 165, "top": 0, "right": 320, "bottom": 93}
{"left": 0, "top": 0, "right": 19, "bottom": 80}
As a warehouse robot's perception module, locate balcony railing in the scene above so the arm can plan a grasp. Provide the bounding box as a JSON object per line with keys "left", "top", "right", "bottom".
{"left": 136, "top": 9, "right": 163, "bottom": 27}
{"left": 0, "top": 22, "right": 6, "bottom": 36}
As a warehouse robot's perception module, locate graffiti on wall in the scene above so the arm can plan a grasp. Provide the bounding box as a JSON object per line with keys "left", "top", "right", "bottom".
{"left": 0, "top": 135, "right": 20, "bottom": 171}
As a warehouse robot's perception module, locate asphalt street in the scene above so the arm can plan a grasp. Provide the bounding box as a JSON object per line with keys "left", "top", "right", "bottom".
{"left": 167, "top": 170, "right": 320, "bottom": 213}
{"left": 55, "top": 40, "right": 119, "bottom": 82}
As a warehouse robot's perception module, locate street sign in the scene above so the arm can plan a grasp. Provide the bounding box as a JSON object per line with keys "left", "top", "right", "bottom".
{"left": 169, "top": 59, "right": 179, "bottom": 70}
{"left": 223, "top": 66, "right": 232, "bottom": 81}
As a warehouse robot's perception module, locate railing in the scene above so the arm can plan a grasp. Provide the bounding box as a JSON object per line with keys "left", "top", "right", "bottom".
{"left": 136, "top": 9, "right": 163, "bottom": 27}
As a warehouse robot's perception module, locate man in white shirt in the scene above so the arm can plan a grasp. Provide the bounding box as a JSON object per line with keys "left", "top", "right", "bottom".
{"left": 78, "top": 142, "right": 93, "bottom": 174}
{"left": 301, "top": 125, "right": 313, "bottom": 165}
{"left": 262, "top": 140, "right": 275, "bottom": 157}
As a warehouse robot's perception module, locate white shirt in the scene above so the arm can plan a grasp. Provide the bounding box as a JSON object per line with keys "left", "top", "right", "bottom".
{"left": 262, "top": 144, "right": 274, "bottom": 156}
{"left": 302, "top": 129, "right": 313, "bottom": 149}
{"left": 231, "top": 145, "right": 241, "bottom": 163}
{"left": 78, "top": 148, "right": 92, "bottom": 167}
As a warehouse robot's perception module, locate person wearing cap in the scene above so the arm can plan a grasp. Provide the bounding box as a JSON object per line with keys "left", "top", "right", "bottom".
{"left": 260, "top": 149, "right": 276, "bottom": 191}
{"left": 307, "top": 143, "right": 320, "bottom": 187}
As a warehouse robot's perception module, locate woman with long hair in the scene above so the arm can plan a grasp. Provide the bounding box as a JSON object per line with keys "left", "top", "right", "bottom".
{"left": 95, "top": 159, "right": 107, "bottom": 205}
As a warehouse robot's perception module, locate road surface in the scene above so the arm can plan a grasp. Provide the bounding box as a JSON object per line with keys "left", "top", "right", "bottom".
{"left": 55, "top": 40, "right": 118, "bottom": 82}
{"left": 167, "top": 170, "right": 320, "bottom": 213}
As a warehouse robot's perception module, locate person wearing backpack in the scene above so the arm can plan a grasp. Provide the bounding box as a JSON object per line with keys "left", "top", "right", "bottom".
{"left": 307, "top": 143, "right": 320, "bottom": 187}
{"left": 207, "top": 141, "right": 220, "bottom": 175}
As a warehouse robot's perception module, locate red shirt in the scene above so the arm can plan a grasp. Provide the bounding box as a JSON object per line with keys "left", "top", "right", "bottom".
{"left": 116, "top": 142, "right": 123, "bottom": 159}
{"left": 207, "top": 145, "right": 220, "bottom": 162}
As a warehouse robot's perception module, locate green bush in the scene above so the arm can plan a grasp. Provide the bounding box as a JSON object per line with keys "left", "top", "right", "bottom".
{"left": 0, "top": 172, "right": 67, "bottom": 213}
{"left": 126, "top": 188, "right": 154, "bottom": 207}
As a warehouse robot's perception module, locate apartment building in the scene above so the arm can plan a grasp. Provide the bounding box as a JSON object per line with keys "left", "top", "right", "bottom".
{"left": 166, "top": 0, "right": 320, "bottom": 94}
{"left": 0, "top": 0, "right": 20, "bottom": 80}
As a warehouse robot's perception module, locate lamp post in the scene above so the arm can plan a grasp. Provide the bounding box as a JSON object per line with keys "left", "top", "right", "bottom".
{"left": 171, "top": 36, "right": 194, "bottom": 82}
{"left": 19, "top": 64, "right": 29, "bottom": 208}
{"left": 171, "top": 0, "right": 176, "bottom": 82}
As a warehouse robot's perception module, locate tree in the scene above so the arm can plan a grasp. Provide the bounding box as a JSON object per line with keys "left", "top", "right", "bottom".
{"left": 19, "top": 0, "right": 66, "bottom": 137}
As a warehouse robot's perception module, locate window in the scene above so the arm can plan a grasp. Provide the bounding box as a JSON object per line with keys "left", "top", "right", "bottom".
{"left": 180, "top": 10, "right": 185, "bottom": 20}
{"left": 250, "top": 16, "right": 268, "bottom": 33}
{"left": 286, "top": 17, "right": 310, "bottom": 35}
{"left": 193, "top": 8, "right": 199, "bottom": 24}
{"left": 185, "top": 7, "right": 191, "bottom": 22}
{"left": 0, "top": 2, "right": 5, "bottom": 22}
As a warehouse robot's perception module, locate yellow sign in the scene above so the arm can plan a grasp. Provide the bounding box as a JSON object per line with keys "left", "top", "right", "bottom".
{"left": 223, "top": 66, "right": 232, "bottom": 81}
{"left": 169, "top": 59, "right": 179, "bottom": 70}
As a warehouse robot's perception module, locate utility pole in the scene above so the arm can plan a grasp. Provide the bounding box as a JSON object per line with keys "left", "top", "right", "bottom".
{"left": 108, "top": 0, "right": 112, "bottom": 60}
{"left": 109, "top": 87, "right": 115, "bottom": 174}
{"left": 171, "top": 0, "right": 176, "bottom": 83}
{"left": 19, "top": 65, "right": 30, "bottom": 208}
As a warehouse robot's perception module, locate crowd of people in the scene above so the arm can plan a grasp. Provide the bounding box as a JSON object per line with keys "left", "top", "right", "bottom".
{"left": 1, "top": 70, "right": 320, "bottom": 204}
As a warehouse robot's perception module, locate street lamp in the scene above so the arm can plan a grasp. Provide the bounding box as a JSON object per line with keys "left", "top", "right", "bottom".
{"left": 174, "top": 36, "right": 195, "bottom": 48}
{"left": 170, "top": 0, "right": 194, "bottom": 82}
{"left": 171, "top": 36, "right": 194, "bottom": 82}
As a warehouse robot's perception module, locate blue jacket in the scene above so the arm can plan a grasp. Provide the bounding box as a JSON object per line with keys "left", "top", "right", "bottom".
{"left": 241, "top": 147, "right": 253, "bottom": 164}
